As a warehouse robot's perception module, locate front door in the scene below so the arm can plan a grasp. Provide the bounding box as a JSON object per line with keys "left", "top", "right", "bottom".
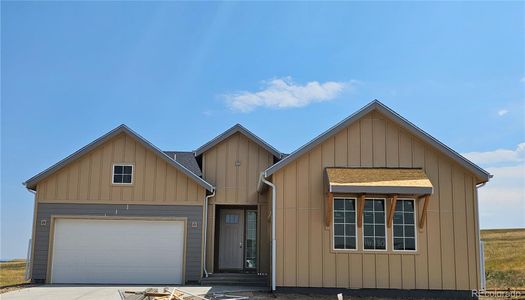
{"left": 218, "top": 209, "right": 244, "bottom": 270}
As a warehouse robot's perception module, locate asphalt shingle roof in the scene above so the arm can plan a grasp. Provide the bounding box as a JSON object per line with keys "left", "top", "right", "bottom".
{"left": 163, "top": 151, "right": 202, "bottom": 177}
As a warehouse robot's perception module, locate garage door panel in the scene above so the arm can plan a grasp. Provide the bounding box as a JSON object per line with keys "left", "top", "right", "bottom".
{"left": 51, "top": 219, "right": 184, "bottom": 284}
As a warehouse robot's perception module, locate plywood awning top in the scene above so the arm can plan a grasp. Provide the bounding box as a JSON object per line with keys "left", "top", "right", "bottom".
{"left": 325, "top": 167, "right": 433, "bottom": 195}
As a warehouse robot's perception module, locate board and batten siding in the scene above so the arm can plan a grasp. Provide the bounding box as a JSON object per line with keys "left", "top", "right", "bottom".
{"left": 35, "top": 132, "right": 206, "bottom": 205}
{"left": 202, "top": 132, "right": 274, "bottom": 273}
{"left": 272, "top": 110, "right": 481, "bottom": 290}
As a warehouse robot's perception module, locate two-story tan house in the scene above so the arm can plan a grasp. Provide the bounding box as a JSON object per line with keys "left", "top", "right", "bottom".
{"left": 24, "top": 100, "right": 490, "bottom": 297}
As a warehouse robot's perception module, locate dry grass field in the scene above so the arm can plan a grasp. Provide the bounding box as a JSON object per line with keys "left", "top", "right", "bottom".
{"left": 481, "top": 228, "right": 525, "bottom": 288}
{"left": 0, "top": 259, "right": 28, "bottom": 287}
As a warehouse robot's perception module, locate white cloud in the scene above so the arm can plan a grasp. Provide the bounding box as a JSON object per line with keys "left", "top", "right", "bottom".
{"left": 478, "top": 164, "right": 525, "bottom": 229}
{"left": 462, "top": 143, "right": 525, "bottom": 229}
{"left": 462, "top": 143, "right": 525, "bottom": 166}
{"left": 224, "top": 77, "right": 354, "bottom": 112}
{"left": 498, "top": 109, "right": 509, "bottom": 116}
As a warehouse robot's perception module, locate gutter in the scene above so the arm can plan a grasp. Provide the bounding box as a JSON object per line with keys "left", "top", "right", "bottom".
{"left": 259, "top": 172, "right": 276, "bottom": 291}
{"left": 203, "top": 188, "right": 215, "bottom": 278}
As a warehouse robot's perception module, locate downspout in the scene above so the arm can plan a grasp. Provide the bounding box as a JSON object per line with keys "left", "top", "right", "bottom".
{"left": 260, "top": 173, "right": 276, "bottom": 291}
{"left": 25, "top": 185, "right": 37, "bottom": 282}
{"left": 475, "top": 181, "right": 487, "bottom": 290}
{"left": 203, "top": 188, "right": 215, "bottom": 278}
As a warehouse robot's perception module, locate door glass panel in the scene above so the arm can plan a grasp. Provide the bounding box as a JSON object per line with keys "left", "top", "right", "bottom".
{"left": 245, "top": 211, "right": 257, "bottom": 269}
{"left": 225, "top": 214, "right": 239, "bottom": 224}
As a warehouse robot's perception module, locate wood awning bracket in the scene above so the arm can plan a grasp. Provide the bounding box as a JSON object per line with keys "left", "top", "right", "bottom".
{"left": 357, "top": 194, "right": 365, "bottom": 228}
{"left": 325, "top": 192, "right": 333, "bottom": 227}
{"left": 418, "top": 194, "right": 431, "bottom": 231}
{"left": 387, "top": 194, "right": 398, "bottom": 228}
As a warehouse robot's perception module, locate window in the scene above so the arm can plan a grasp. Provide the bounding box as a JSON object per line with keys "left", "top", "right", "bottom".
{"left": 225, "top": 214, "right": 239, "bottom": 224}
{"left": 363, "top": 199, "right": 386, "bottom": 250}
{"left": 393, "top": 199, "right": 416, "bottom": 251}
{"left": 333, "top": 198, "right": 357, "bottom": 250}
{"left": 112, "top": 164, "right": 133, "bottom": 184}
{"left": 245, "top": 211, "right": 257, "bottom": 268}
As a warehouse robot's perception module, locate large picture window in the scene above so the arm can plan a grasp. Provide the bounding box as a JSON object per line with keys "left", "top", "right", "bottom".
{"left": 363, "top": 199, "right": 386, "bottom": 250}
{"left": 333, "top": 198, "right": 357, "bottom": 250}
{"left": 393, "top": 199, "right": 416, "bottom": 251}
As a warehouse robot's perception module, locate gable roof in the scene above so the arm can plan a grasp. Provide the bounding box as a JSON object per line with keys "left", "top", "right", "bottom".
{"left": 24, "top": 125, "right": 214, "bottom": 192}
{"left": 264, "top": 100, "right": 491, "bottom": 184}
{"left": 194, "top": 123, "right": 282, "bottom": 158}
{"left": 164, "top": 151, "right": 202, "bottom": 176}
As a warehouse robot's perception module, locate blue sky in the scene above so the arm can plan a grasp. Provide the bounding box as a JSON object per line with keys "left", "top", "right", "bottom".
{"left": 1, "top": 2, "right": 524, "bottom": 259}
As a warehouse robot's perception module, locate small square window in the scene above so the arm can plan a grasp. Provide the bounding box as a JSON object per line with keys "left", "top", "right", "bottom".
{"left": 113, "top": 164, "right": 133, "bottom": 184}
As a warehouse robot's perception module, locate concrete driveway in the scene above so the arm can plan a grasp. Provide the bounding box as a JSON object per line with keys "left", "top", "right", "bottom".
{"left": 1, "top": 285, "right": 269, "bottom": 300}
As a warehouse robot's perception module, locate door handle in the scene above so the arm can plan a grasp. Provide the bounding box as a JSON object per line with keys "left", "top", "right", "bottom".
{"left": 240, "top": 242, "right": 243, "bottom": 248}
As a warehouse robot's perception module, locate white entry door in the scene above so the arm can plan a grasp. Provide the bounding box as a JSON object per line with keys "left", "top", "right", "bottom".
{"left": 50, "top": 218, "right": 185, "bottom": 284}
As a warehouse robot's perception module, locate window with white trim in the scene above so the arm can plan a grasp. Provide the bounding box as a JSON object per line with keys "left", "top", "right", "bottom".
{"left": 393, "top": 199, "right": 416, "bottom": 251}
{"left": 333, "top": 198, "right": 357, "bottom": 250}
{"left": 113, "top": 164, "right": 133, "bottom": 184}
{"left": 363, "top": 199, "right": 386, "bottom": 250}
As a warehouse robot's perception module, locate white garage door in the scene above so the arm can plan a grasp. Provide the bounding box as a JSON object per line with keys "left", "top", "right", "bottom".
{"left": 50, "top": 218, "right": 185, "bottom": 284}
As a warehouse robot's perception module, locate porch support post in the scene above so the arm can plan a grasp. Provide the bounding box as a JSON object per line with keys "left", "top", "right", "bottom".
{"left": 326, "top": 192, "right": 334, "bottom": 227}
{"left": 419, "top": 194, "right": 430, "bottom": 230}
{"left": 387, "top": 194, "right": 398, "bottom": 228}
{"left": 357, "top": 194, "right": 365, "bottom": 228}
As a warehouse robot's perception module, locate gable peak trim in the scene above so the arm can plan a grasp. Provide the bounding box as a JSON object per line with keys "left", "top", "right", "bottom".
{"left": 194, "top": 123, "right": 282, "bottom": 158}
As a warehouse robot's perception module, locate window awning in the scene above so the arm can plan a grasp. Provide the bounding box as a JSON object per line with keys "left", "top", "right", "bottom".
{"left": 325, "top": 168, "right": 433, "bottom": 195}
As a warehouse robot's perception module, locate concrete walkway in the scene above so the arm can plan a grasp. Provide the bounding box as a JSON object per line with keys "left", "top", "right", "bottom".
{"left": 1, "top": 285, "right": 269, "bottom": 300}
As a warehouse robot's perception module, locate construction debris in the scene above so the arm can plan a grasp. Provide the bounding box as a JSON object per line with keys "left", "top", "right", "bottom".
{"left": 119, "top": 287, "right": 249, "bottom": 300}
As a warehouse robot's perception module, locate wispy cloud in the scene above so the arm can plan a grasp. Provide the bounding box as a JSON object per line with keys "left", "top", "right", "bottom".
{"left": 224, "top": 77, "right": 355, "bottom": 112}
{"left": 498, "top": 109, "right": 509, "bottom": 116}
{"left": 462, "top": 143, "right": 525, "bottom": 167}
{"left": 462, "top": 143, "right": 525, "bottom": 228}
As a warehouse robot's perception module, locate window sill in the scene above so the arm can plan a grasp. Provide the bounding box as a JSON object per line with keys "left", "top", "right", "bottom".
{"left": 111, "top": 183, "right": 134, "bottom": 187}
{"left": 330, "top": 248, "right": 419, "bottom": 255}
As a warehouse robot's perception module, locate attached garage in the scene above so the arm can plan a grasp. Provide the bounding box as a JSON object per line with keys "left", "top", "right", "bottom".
{"left": 49, "top": 218, "right": 186, "bottom": 284}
